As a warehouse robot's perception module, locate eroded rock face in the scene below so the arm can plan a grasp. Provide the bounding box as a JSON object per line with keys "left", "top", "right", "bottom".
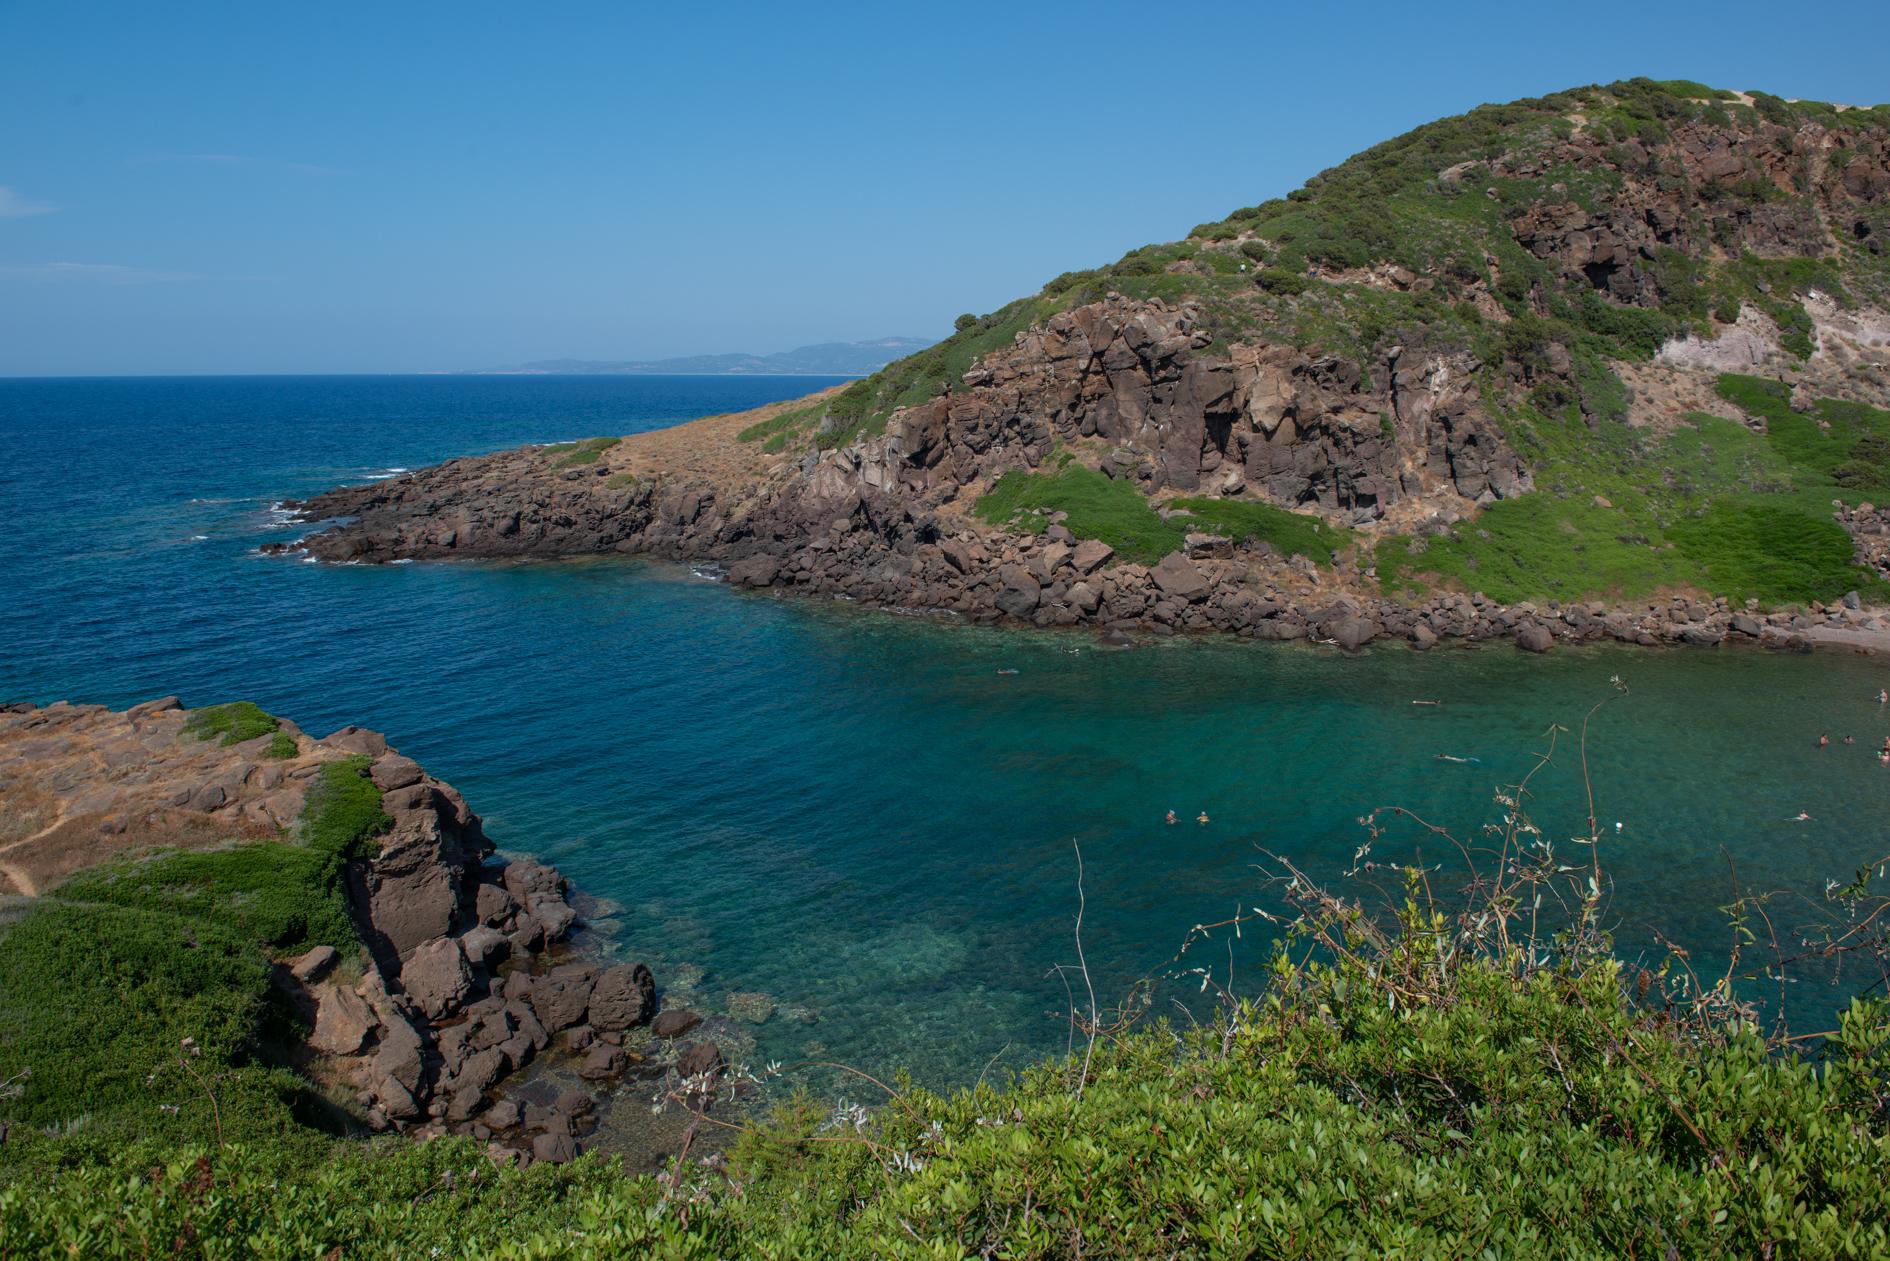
{"left": 882, "top": 297, "right": 1529, "bottom": 515}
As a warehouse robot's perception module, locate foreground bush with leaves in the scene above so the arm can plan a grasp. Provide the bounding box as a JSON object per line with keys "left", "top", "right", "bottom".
{"left": 8, "top": 924, "right": 1890, "bottom": 1255}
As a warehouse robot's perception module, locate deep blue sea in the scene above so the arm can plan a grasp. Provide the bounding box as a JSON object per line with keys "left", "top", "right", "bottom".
{"left": 5, "top": 375, "right": 1890, "bottom": 1085}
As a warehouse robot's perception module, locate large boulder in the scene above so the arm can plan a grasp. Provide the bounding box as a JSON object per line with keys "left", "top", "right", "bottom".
{"left": 993, "top": 566, "right": 1042, "bottom": 617}
{"left": 401, "top": 938, "right": 472, "bottom": 1019}
{"left": 525, "top": 962, "right": 596, "bottom": 1033}
{"left": 578, "top": 1043, "right": 627, "bottom": 1081}
{"left": 1071, "top": 539, "right": 1115, "bottom": 575}
{"left": 309, "top": 982, "right": 377, "bottom": 1055}
{"left": 588, "top": 962, "right": 656, "bottom": 1032}
{"left": 1149, "top": 553, "right": 1209, "bottom": 603}
{"left": 1331, "top": 618, "right": 1379, "bottom": 652}
{"left": 727, "top": 552, "right": 781, "bottom": 588}
{"left": 1516, "top": 623, "right": 1555, "bottom": 654}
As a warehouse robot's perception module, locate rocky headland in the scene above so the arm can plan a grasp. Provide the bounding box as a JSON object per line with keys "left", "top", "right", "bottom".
{"left": 272, "top": 82, "right": 1890, "bottom": 656}
{"left": 0, "top": 699, "right": 735, "bottom": 1169}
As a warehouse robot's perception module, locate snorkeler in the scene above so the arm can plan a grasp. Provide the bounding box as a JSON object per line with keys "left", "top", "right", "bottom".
{"left": 1165, "top": 810, "right": 1177, "bottom": 825}
{"left": 1196, "top": 811, "right": 1210, "bottom": 825}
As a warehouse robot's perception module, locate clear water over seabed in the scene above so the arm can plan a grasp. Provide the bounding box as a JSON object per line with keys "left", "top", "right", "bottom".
{"left": 4, "top": 375, "right": 1889, "bottom": 1088}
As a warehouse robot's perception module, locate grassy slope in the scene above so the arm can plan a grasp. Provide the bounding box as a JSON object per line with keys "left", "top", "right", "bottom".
{"left": 1378, "top": 377, "right": 1890, "bottom": 604}
{"left": 972, "top": 457, "right": 1349, "bottom": 566}
{"left": 746, "top": 79, "right": 1890, "bottom": 607}
{"left": 0, "top": 755, "right": 391, "bottom": 1163}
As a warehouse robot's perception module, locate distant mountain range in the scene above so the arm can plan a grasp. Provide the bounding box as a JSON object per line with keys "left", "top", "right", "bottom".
{"left": 468, "top": 337, "right": 936, "bottom": 377}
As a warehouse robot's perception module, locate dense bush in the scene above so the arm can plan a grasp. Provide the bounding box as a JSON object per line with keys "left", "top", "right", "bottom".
{"left": 183, "top": 701, "right": 280, "bottom": 747}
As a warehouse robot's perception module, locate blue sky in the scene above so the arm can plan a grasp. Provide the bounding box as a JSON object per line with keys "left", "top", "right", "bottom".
{"left": 2, "top": 2, "right": 1886, "bottom": 376}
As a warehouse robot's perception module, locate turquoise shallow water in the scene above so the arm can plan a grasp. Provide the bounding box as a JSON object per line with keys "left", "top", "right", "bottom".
{"left": 5, "top": 376, "right": 1890, "bottom": 1086}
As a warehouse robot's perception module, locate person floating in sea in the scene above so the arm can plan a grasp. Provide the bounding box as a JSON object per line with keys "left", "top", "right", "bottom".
{"left": 1845, "top": 735, "right": 1857, "bottom": 745}
{"left": 1165, "top": 810, "right": 1177, "bottom": 826}
{"left": 1196, "top": 811, "right": 1210, "bottom": 825}
{"left": 1818, "top": 734, "right": 1830, "bottom": 748}
{"left": 1791, "top": 811, "right": 1813, "bottom": 822}
{"left": 1879, "top": 689, "right": 1888, "bottom": 705}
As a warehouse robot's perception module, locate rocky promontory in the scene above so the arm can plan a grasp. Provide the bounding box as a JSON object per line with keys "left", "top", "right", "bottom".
{"left": 0, "top": 699, "right": 729, "bottom": 1167}
{"left": 272, "top": 82, "right": 1890, "bottom": 654}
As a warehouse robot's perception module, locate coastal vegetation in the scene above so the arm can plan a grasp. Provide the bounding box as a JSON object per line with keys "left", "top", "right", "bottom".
{"left": 544, "top": 437, "right": 620, "bottom": 466}
{"left": 0, "top": 756, "right": 391, "bottom": 1165}
{"left": 974, "top": 458, "right": 1348, "bottom": 566}
{"left": 1377, "top": 374, "right": 1890, "bottom": 603}
{"left": 741, "top": 79, "right": 1890, "bottom": 460}
{"left": 183, "top": 701, "right": 280, "bottom": 747}
{"left": 710, "top": 77, "right": 1890, "bottom": 615}
{"left": 8, "top": 700, "right": 1890, "bottom": 1255}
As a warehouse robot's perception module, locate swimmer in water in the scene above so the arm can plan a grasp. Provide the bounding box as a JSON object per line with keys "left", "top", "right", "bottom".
{"left": 1792, "top": 811, "right": 1813, "bottom": 821}
{"left": 1197, "top": 811, "right": 1210, "bottom": 825}
{"left": 1165, "top": 810, "right": 1177, "bottom": 825}
{"left": 1846, "top": 735, "right": 1856, "bottom": 745}
{"left": 1818, "top": 734, "right": 1830, "bottom": 748}
{"left": 1880, "top": 690, "right": 1888, "bottom": 704}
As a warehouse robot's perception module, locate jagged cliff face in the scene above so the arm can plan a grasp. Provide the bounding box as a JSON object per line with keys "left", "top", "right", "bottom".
{"left": 874, "top": 296, "right": 1531, "bottom": 520}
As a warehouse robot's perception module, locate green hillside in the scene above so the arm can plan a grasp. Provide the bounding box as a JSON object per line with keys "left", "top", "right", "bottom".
{"left": 744, "top": 78, "right": 1890, "bottom": 606}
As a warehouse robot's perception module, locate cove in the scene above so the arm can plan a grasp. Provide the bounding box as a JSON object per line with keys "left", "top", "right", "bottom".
{"left": 4, "top": 375, "right": 1887, "bottom": 1090}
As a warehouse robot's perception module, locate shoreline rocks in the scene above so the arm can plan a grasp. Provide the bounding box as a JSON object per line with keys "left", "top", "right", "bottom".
{"left": 0, "top": 700, "right": 727, "bottom": 1169}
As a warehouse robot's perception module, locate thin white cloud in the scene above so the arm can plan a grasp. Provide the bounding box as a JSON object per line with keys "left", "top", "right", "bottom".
{"left": 133, "top": 152, "right": 341, "bottom": 177}
{"left": 0, "top": 186, "right": 55, "bottom": 218}
{"left": 0, "top": 262, "right": 193, "bottom": 284}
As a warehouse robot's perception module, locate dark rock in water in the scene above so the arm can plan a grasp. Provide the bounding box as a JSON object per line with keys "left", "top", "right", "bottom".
{"left": 1332, "top": 617, "right": 1379, "bottom": 652}
{"left": 651, "top": 1009, "right": 702, "bottom": 1039}
{"left": 1516, "top": 624, "right": 1555, "bottom": 653}
{"left": 727, "top": 552, "right": 780, "bottom": 588}
{"left": 485, "top": 1099, "right": 520, "bottom": 1130}
{"left": 553, "top": 1089, "right": 593, "bottom": 1116}
{"left": 526, "top": 962, "right": 596, "bottom": 1033}
{"left": 531, "top": 1132, "right": 576, "bottom": 1165}
{"left": 1409, "top": 623, "right": 1437, "bottom": 651}
{"left": 579, "top": 1043, "right": 627, "bottom": 1081}
{"left": 589, "top": 962, "right": 656, "bottom": 1031}
{"left": 675, "top": 1041, "right": 723, "bottom": 1078}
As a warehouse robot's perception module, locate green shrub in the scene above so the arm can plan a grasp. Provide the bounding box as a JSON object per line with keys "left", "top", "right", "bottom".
{"left": 974, "top": 463, "right": 1184, "bottom": 564}
{"left": 265, "top": 731, "right": 298, "bottom": 759}
{"left": 183, "top": 702, "right": 279, "bottom": 747}
{"left": 542, "top": 437, "right": 619, "bottom": 466}
{"left": 300, "top": 756, "right": 393, "bottom": 859}
{"left": 0, "top": 901, "right": 309, "bottom": 1154}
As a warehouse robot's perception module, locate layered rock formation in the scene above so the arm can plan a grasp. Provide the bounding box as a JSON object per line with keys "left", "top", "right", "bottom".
{"left": 0, "top": 700, "right": 726, "bottom": 1166}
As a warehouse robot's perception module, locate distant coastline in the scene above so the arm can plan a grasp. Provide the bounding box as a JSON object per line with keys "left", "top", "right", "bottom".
{"left": 457, "top": 336, "right": 936, "bottom": 379}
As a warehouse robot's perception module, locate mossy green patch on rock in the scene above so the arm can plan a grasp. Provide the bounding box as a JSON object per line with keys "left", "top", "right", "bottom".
{"left": 973, "top": 461, "right": 1348, "bottom": 567}
{"left": 543, "top": 437, "right": 619, "bottom": 467}
{"left": 183, "top": 702, "right": 279, "bottom": 747}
